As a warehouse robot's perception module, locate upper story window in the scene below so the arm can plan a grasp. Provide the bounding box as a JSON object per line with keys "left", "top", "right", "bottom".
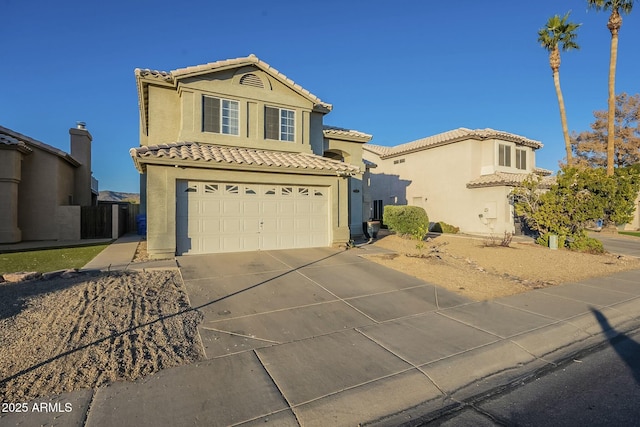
{"left": 203, "top": 96, "right": 239, "bottom": 135}
{"left": 393, "top": 158, "right": 405, "bottom": 165}
{"left": 498, "top": 144, "right": 511, "bottom": 167}
{"left": 516, "top": 148, "right": 527, "bottom": 170}
{"left": 265, "top": 106, "right": 295, "bottom": 142}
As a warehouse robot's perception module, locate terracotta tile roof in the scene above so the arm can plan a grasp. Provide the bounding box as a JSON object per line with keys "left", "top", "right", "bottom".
{"left": 0, "top": 131, "right": 32, "bottom": 153}
{"left": 363, "top": 128, "right": 543, "bottom": 158}
{"left": 130, "top": 142, "right": 361, "bottom": 175}
{"left": 323, "top": 125, "right": 373, "bottom": 142}
{"left": 362, "top": 144, "right": 393, "bottom": 156}
{"left": 0, "top": 125, "right": 79, "bottom": 165}
{"left": 467, "top": 172, "right": 555, "bottom": 188}
{"left": 135, "top": 54, "right": 332, "bottom": 112}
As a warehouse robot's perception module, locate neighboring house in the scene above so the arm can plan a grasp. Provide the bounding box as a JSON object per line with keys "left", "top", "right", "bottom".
{"left": 0, "top": 123, "right": 98, "bottom": 243}
{"left": 363, "top": 128, "right": 553, "bottom": 236}
{"left": 130, "top": 55, "right": 372, "bottom": 259}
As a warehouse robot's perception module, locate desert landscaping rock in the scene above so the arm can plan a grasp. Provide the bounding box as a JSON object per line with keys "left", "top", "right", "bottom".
{"left": 367, "top": 233, "right": 640, "bottom": 300}
{"left": 0, "top": 270, "right": 204, "bottom": 401}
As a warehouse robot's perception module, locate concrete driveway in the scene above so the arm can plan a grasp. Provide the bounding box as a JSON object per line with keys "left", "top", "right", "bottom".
{"left": 176, "top": 246, "right": 475, "bottom": 425}
{"left": 178, "top": 246, "right": 471, "bottom": 359}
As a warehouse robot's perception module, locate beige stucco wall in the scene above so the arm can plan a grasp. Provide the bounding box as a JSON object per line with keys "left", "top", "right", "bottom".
{"left": 0, "top": 148, "right": 23, "bottom": 243}
{"left": 364, "top": 139, "right": 530, "bottom": 235}
{"left": 144, "top": 164, "right": 350, "bottom": 259}
{"left": 18, "top": 148, "right": 76, "bottom": 240}
{"left": 323, "top": 136, "right": 366, "bottom": 236}
{"left": 142, "top": 66, "right": 319, "bottom": 155}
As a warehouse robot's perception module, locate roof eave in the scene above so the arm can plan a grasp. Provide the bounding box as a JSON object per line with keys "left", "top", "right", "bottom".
{"left": 131, "top": 155, "right": 355, "bottom": 176}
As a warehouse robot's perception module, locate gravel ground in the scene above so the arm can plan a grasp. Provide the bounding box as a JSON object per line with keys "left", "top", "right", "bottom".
{"left": 0, "top": 270, "right": 204, "bottom": 402}
{"left": 366, "top": 233, "right": 640, "bottom": 301}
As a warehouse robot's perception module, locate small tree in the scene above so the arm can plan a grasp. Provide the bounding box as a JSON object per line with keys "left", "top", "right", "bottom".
{"left": 572, "top": 93, "right": 640, "bottom": 168}
{"left": 513, "top": 166, "right": 640, "bottom": 251}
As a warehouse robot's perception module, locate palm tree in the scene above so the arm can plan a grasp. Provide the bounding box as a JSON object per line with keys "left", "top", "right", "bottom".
{"left": 538, "top": 12, "right": 581, "bottom": 165}
{"left": 588, "top": 0, "right": 634, "bottom": 176}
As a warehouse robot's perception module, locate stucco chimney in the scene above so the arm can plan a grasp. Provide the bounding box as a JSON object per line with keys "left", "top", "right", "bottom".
{"left": 70, "top": 123, "right": 93, "bottom": 206}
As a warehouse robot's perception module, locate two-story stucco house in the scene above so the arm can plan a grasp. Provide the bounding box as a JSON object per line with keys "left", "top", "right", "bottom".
{"left": 0, "top": 123, "right": 98, "bottom": 244}
{"left": 363, "top": 128, "right": 553, "bottom": 236}
{"left": 130, "top": 55, "right": 372, "bottom": 259}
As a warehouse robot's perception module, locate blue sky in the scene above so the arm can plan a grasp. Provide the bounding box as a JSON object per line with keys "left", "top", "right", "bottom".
{"left": 2, "top": 0, "right": 639, "bottom": 193}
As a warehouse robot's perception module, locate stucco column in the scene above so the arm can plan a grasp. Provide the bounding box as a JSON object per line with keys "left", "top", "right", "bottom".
{"left": 0, "top": 149, "right": 23, "bottom": 243}
{"left": 146, "top": 165, "right": 176, "bottom": 259}
{"left": 334, "top": 176, "right": 351, "bottom": 243}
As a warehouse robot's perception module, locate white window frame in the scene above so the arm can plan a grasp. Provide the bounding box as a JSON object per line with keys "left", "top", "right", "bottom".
{"left": 202, "top": 96, "right": 239, "bottom": 136}
{"left": 265, "top": 106, "right": 295, "bottom": 142}
{"left": 515, "top": 148, "right": 527, "bottom": 170}
{"left": 498, "top": 143, "right": 511, "bottom": 167}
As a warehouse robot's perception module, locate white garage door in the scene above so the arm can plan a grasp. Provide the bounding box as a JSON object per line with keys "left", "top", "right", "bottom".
{"left": 176, "top": 180, "right": 330, "bottom": 255}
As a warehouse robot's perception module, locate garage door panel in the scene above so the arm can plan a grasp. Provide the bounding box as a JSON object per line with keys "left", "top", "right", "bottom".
{"left": 201, "top": 199, "right": 222, "bottom": 215}
{"left": 222, "top": 218, "right": 241, "bottom": 233}
{"left": 177, "top": 181, "right": 330, "bottom": 255}
{"left": 278, "top": 201, "right": 295, "bottom": 214}
{"left": 222, "top": 200, "right": 242, "bottom": 215}
{"left": 295, "top": 201, "right": 312, "bottom": 214}
{"left": 278, "top": 217, "right": 295, "bottom": 231}
{"left": 243, "top": 218, "right": 260, "bottom": 233}
{"left": 201, "top": 218, "right": 221, "bottom": 233}
{"left": 294, "top": 217, "right": 310, "bottom": 231}
{"left": 262, "top": 201, "right": 278, "bottom": 216}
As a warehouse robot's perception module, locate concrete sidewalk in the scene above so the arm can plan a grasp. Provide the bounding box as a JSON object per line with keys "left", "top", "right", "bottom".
{"left": 81, "top": 234, "right": 177, "bottom": 271}
{"left": 2, "top": 246, "right": 639, "bottom": 426}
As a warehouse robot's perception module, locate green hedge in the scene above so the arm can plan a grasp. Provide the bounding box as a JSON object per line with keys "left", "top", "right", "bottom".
{"left": 383, "top": 205, "right": 430, "bottom": 238}
{"left": 430, "top": 221, "right": 460, "bottom": 234}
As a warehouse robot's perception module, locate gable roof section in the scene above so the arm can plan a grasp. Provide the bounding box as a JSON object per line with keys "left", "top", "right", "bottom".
{"left": 322, "top": 125, "right": 373, "bottom": 143}
{"left": 0, "top": 125, "right": 79, "bottom": 165}
{"left": 130, "top": 142, "right": 360, "bottom": 176}
{"left": 363, "top": 128, "right": 543, "bottom": 159}
{"left": 135, "top": 55, "right": 333, "bottom": 134}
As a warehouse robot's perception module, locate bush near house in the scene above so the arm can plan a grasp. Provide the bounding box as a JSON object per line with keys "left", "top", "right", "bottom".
{"left": 513, "top": 166, "right": 640, "bottom": 252}
{"left": 430, "top": 221, "right": 460, "bottom": 234}
{"left": 383, "top": 206, "right": 430, "bottom": 239}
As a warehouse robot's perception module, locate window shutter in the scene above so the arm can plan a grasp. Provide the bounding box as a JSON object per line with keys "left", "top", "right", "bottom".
{"left": 265, "top": 107, "right": 279, "bottom": 140}
{"left": 203, "top": 97, "right": 221, "bottom": 133}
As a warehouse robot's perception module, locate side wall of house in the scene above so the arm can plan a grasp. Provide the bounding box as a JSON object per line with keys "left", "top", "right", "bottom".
{"left": 364, "top": 140, "right": 517, "bottom": 235}
{"left": 0, "top": 148, "right": 23, "bottom": 243}
{"left": 18, "top": 148, "right": 76, "bottom": 241}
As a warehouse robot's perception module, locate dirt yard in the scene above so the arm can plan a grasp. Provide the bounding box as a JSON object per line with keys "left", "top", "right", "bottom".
{"left": 365, "top": 232, "right": 640, "bottom": 301}
{"left": 0, "top": 270, "right": 204, "bottom": 402}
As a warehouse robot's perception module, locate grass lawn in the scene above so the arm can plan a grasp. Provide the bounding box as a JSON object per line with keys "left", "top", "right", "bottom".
{"left": 0, "top": 245, "right": 109, "bottom": 275}
{"left": 619, "top": 231, "right": 640, "bottom": 238}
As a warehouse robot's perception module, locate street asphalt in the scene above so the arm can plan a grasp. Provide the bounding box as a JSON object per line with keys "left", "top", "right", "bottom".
{"left": 1, "top": 233, "right": 639, "bottom": 426}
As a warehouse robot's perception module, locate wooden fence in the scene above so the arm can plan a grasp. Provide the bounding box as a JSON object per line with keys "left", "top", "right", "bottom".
{"left": 81, "top": 203, "right": 141, "bottom": 239}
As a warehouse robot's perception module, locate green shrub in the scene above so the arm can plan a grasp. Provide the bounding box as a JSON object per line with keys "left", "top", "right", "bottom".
{"left": 383, "top": 205, "right": 430, "bottom": 238}
{"left": 430, "top": 221, "right": 460, "bottom": 234}
{"left": 568, "top": 233, "right": 605, "bottom": 254}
